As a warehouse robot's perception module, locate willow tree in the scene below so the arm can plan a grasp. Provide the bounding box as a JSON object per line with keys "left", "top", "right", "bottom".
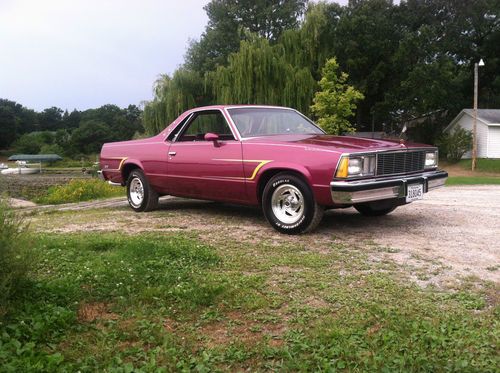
{"left": 279, "top": 1, "right": 340, "bottom": 79}
{"left": 310, "top": 58, "right": 364, "bottom": 135}
{"left": 143, "top": 69, "right": 207, "bottom": 135}
{"left": 211, "top": 37, "right": 316, "bottom": 114}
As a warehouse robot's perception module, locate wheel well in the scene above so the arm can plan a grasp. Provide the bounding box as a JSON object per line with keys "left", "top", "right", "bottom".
{"left": 257, "top": 169, "right": 309, "bottom": 203}
{"left": 122, "top": 163, "right": 141, "bottom": 184}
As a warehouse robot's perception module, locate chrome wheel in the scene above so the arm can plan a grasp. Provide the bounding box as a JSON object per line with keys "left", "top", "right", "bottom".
{"left": 271, "top": 184, "right": 304, "bottom": 224}
{"left": 129, "top": 177, "right": 144, "bottom": 207}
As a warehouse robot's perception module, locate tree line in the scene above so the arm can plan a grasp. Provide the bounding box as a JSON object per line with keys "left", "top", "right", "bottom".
{"left": 144, "top": 0, "right": 500, "bottom": 144}
{"left": 0, "top": 99, "right": 143, "bottom": 157}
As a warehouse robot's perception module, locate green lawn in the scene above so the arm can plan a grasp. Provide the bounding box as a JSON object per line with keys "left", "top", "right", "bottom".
{"left": 0, "top": 231, "right": 497, "bottom": 371}
{"left": 455, "top": 158, "right": 500, "bottom": 173}
{"left": 446, "top": 176, "right": 500, "bottom": 185}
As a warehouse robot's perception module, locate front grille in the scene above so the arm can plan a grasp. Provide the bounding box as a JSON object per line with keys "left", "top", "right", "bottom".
{"left": 376, "top": 151, "right": 426, "bottom": 176}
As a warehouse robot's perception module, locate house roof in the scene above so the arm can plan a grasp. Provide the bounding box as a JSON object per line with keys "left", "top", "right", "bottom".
{"left": 463, "top": 109, "right": 500, "bottom": 125}
{"left": 445, "top": 109, "right": 500, "bottom": 132}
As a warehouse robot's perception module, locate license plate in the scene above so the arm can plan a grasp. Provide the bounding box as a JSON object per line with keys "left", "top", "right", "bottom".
{"left": 406, "top": 184, "right": 423, "bottom": 203}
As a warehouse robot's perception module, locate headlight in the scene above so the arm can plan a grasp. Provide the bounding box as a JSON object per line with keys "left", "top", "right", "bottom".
{"left": 348, "top": 158, "right": 362, "bottom": 175}
{"left": 335, "top": 155, "right": 376, "bottom": 178}
{"left": 425, "top": 151, "right": 438, "bottom": 168}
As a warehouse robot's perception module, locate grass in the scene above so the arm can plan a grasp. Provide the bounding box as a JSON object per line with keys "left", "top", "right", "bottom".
{"left": 35, "top": 178, "right": 124, "bottom": 204}
{"left": 0, "top": 230, "right": 497, "bottom": 371}
{"left": 446, "top": 176, "right": 500, "bottom": 185}
{"left": 455, "top": 158, "right": 500, "bottom": 173}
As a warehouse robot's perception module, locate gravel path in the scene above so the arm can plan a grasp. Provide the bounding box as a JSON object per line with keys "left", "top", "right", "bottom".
{"left": 322, "top": 185, "right": 500, "bottom": 284}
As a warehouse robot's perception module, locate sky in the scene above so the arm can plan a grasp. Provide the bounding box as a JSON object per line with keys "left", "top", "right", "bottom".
{"left": 0, "top": 0, "right": 349, "bottom": 112}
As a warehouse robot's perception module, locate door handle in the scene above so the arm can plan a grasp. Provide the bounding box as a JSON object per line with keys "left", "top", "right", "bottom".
{"left": 168, "top": 151, "right": 176, "bottom": 156}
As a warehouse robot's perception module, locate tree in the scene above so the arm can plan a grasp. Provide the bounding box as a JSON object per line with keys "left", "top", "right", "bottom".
{"left": 63, "top": 109, "right": 81, "bottom": 129}
{"left": 331, "top": 0, "right": 401, "bottom": 127}
{"left": 143, "top": 69, "right": 207, "bottom": 134}
{"left": 69, "top": 120, "right": 113, "bottom": 155}
{"left": 80, "top": 104, "right": 143, "bottom": 141}
{"left": 13, "top": 131, "right": 56, "bottom": 154}
{"left": 310, "top": 58, "right": 364, "bottom": 135}
{"left": 0, "top": 99, "right": 37, "bottom": 149}
{"left": 38, "top": 107, "right": 64, "bottom": 131}
{"left": 185, "top": 0, "right": 308, "bottom": 74}
{"left": 211, "top": 37, "right": 317, "bottom": 114}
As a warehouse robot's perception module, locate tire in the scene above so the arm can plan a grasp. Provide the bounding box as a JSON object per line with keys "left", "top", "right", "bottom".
{"left": 126, "top": 169, "right": 158, "bottom": 212}
{"left": 354, "top": 200, "right": 398, "bottom": 216}
{"left": 262, "top": 173, "right": 324, "bottom": 234}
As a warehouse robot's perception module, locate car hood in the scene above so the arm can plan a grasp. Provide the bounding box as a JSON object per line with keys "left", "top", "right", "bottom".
{"left": 243, "top": 134, "right": 433, "bottom": 153}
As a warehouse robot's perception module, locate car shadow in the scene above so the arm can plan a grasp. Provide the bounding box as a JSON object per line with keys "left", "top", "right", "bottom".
{"left": 157, "top": 197, "right": 264, "bottom": 220}
{"left": 155, "top": 197, "right": 422, "bottom": 234}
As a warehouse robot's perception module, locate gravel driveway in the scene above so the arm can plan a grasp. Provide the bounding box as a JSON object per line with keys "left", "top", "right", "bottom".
{"left": 323, "top": 185, "right": 500, "bottom": 284}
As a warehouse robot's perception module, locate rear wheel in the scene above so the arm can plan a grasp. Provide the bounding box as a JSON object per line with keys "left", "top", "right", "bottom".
{"left": 127, "top": 169, "right": 158, "bottom": 212}
{"left": 354, "top": 200, "right": 398, "bottom": 216}
{"left": 262, "top": 173, "right": 323, "bottom": 234}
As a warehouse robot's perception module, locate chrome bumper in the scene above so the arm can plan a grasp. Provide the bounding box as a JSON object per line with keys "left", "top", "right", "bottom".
{"left": 330, "top": 170, "right": 448, "bottom": 204}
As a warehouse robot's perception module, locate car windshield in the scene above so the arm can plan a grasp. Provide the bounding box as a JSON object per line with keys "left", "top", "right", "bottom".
{"left": 227, "top": 108, "right": 324, "bottom": 137}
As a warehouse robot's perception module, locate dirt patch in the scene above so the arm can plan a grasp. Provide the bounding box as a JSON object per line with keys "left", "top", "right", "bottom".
{"left": 199, "top": 311, "right": 286, "bottom": 349}
{"left": 9, "top": 198, "right": 37, "bottom": 208}
{"left": 77, "top": 302, "right": 119, "bottom": 323}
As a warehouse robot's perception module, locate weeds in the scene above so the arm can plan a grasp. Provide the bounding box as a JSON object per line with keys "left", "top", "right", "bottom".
{"left": 35, "top": 178, "right": 124, "bottom": 204}
{"left": 0, "top": 198, "right": 32, "bottom": 307}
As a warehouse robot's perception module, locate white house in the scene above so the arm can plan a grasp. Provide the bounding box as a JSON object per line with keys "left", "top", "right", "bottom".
{"left": 445, "top": 109, "right": 500, "bottom": 159}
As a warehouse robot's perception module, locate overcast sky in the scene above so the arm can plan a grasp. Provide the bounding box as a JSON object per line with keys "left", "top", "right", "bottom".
{"left": 0, "top": 0, "right": 348, "bottom": 112}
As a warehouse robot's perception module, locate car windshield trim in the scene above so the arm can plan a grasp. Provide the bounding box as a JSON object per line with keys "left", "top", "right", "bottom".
{"left": 226, "top": 107, "right": 325, "bottom": 138}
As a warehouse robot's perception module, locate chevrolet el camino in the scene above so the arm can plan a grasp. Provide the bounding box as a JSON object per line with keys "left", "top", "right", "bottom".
{"left": 99, "top": 105, "right": 448, "bottom": 234}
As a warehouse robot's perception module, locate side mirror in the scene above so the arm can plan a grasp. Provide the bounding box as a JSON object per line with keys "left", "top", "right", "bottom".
{"left": 204, "top": 132, "right": 220, "bottom": 147}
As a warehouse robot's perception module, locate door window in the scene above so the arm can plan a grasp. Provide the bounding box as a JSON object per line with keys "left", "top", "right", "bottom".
{"left": 177, "top": 111, "right": 235, "bottom": 142}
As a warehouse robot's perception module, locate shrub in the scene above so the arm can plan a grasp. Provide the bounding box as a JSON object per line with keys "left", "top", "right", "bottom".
{"left": 438, "top": 127, "right": 472, "bottom": 163}
{"left": 310, "top": 58, "right": 364, "bottom": 135}
{"left": 35, "top": 178, "right": 124, "bottom": 205}
{"left": 0, "top": 199, "right": 31, "bottom": 307}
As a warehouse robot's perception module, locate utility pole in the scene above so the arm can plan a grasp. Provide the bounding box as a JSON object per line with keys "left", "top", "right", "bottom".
{"left": 472, "top": 59, "right": 485, "bottom": 171}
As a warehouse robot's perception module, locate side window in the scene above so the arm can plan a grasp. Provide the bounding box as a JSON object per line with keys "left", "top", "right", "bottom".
{"left": 177, "top": 111, "right": 235, "bottom": 142}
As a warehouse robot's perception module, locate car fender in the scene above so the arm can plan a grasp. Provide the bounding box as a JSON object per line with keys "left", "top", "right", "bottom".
{"left": 121, "top": 158, "right": 144, "bottom": 180}
{"left": 255, "top": 162, "right": 313, "bottom": 186}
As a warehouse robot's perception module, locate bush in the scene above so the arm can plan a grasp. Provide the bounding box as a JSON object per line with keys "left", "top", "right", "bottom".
{"left": 438, "top": 127, "right": 472, "bottom": 163}
{"left": 0, "top": 199, "right": 31, "bottom": 307}
{"left": 35, "top": 179, "right": 124, "bottom": 205}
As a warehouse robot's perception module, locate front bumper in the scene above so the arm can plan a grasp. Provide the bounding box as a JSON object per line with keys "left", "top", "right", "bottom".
{"left": 330, "top": 170, "right": 448, "bottom": 204}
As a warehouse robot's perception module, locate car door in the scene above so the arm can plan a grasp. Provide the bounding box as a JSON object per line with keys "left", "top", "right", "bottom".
{"left": 166, "top": 109, "right": 247, "bottom": 202}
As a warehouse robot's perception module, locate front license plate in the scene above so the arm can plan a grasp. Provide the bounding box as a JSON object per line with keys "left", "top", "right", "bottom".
{"left": 406, "top": 184, "right": 424, "bottom": 203}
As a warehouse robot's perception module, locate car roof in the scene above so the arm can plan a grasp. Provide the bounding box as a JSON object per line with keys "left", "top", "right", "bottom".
{"left": 187, "top": 104, "right": 295, "bottom": 111}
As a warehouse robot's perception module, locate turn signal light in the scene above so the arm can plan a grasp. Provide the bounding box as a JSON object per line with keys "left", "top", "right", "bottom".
{"left": 335, "top": 157, "right": 349, "bottom": 178}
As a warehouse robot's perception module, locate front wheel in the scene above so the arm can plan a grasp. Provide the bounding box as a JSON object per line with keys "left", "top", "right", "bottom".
{"left": 262, "top": 173, "right": 324, "bottom": 234}
{"left": 127, "top": 169, "right": 158, "bottom": 212}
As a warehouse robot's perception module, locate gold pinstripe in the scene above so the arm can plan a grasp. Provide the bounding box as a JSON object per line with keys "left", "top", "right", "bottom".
{"left": 104, "top": 157, "right": 128, "bottom": 171}
{"left": 212, "top": 159, "right": 272, "bottom": 181}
